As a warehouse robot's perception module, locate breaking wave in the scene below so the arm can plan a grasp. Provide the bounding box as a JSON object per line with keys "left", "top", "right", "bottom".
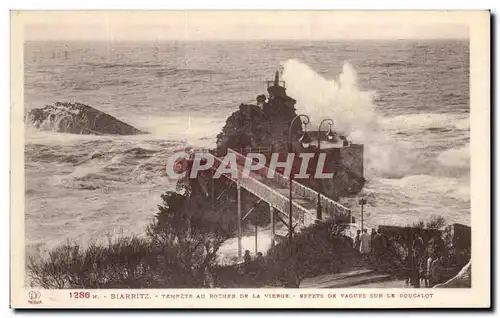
{"left": 282, "top": 59, "right": 469, "bottom": 179}
{"left": 283, "top": 59, "right": 379, "bottom": 136}
{"left": 437, "top": 143, "right": 470, "bottom": 168}
{"left": 386, "top": 174, "right": 470, "bottom": 202}
{"left": 82, "top": 62, "right": 221, "bottom": 76}
{"left": 282, "top": 59, "right": 417, "bottom": 177}
{"left": 375, "top": 61, "right": 417, "bottom": 68}
{"left": 381, "top": 113, "right": 469, "bottom": 132}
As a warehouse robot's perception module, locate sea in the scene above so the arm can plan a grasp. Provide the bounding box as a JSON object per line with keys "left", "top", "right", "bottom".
{"left": 24, "top": 40, "right": 470, "bottom": 260}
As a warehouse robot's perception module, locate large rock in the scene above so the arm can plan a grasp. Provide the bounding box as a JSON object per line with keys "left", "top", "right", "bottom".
{"left": 28, "top": 102, "right": 147, "bottom": 135}
{"left": 215, "top": 96, "right": 300, "bottom": 154}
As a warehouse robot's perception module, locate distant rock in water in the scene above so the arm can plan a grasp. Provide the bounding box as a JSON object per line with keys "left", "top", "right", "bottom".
{"left": 28, "top": 102, "right": 147, "bottom": 135}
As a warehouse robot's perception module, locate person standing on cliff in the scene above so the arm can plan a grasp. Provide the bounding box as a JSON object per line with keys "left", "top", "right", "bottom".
{"left": 359, "top": 229, "right": 371, "bottom": 259}
{"left": 354, "top": 230, "right": 361, "bottom": 252}
{"left": 243, "top": 250, "right": 252, "bottom": 274}
{"left": 370, "top": 229, "right": 378, "bottom": 258}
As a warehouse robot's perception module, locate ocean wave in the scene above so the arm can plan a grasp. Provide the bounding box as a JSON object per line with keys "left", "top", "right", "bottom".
{"left": 124, "top": 146, "right": 162, "bottom": 156}
{"left": 437, "top": 144, "right": 470, "bottom": 168}
{"left": 82, "top": 61, "right": 221, "bottom": 78}
{"left": 374, "top": 61, "right": 417, "bottom": 68}
{"left": 381, "top": 113, "right": 469, "bottom": 132}
{"left": 132, "top": 116, "right": 224, "bottom": 148}
{"left": 385, "top": 174, "right": 470, "bottom": 202}
{"left": 47, "top": 139, "right": 181, "bottom": 191}
{"left": 155, "top": 67, "right": 220, "bottom": 78}
{"left": 57, "top": 160, "right": 131, "bottom": 190}
{"left": 453, "top": 117, "right": 470, "bottom": 130}
{"left": 281, "top": 59, "right": 460, "bottom": 179}
{"left": 84, "top": 62, "right": 163, "bottom": 69}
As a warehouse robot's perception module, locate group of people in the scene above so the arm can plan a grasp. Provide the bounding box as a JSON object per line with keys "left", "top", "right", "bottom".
{"left": 353, "top": 228, "right": 447, "bottom": 288}
{"left": 243, "top": 250, "right": 264, "bottom": 274}
{"left": 353, "top": 228, "right": 389, "bottom": 261}
{"left": 413, "top": 234, "right": 447, "bottom": 287}
{"left": 418, "top": 253, "right": 446, "bottom": 287}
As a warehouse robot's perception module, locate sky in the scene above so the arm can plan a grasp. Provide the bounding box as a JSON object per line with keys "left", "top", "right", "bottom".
{"left": 18, "top": 11, "right": 473, "bottom": 41}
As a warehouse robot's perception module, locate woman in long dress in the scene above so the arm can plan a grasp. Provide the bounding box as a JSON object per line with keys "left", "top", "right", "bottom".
{"left": 359, "top": 229, "right": 371, "bottom": 256}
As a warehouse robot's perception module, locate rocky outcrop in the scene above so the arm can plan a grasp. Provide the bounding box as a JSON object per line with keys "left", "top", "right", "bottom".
{"left": 28, "top": 102, "right": 147, "bottom": 135}
{"left": 215, "top": 96, "right": 301, "bottom": 154}
{"left": 213, "top": 88, "right": 365, "bottom": 202}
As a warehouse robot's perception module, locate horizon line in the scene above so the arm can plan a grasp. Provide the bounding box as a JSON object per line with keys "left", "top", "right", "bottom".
{"left": 25, "top": 38, "right": 470, "bottom": 42}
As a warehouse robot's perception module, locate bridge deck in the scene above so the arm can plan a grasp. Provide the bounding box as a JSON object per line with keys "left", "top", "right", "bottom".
{"left": 205, "top": 148, "right": 351, "bottom": 229}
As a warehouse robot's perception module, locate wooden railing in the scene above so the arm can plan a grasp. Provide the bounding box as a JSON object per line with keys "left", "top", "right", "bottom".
{"left": 227, "top": 148, "right": 351, "bottom": 223}
{"left": 207, "top": 152, "right": 316, "bottom": 228}
{"left": 191, "top": 147, "right": 351, "bottom": 226}
{"left": 237, "top": 146, "right": 273, "bottom": 154}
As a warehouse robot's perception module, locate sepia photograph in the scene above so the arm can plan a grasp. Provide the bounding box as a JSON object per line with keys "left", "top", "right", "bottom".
{"left": 10, "top": 10, "right": 490, "bottom": 308}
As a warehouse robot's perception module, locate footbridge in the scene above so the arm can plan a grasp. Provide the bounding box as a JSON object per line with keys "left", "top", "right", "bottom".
{"left": 193, "top": 147, "right": 352, "bottom": 257}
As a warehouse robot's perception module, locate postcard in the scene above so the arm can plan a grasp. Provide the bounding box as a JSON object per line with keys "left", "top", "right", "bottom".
{"left": 10, "top": 10, "right": 490, "bottom": 309}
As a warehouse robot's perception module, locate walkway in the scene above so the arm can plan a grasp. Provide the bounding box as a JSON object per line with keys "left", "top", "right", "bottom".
{"left": 300, "top": 269, "right": 399, "bottom": 288}
{"left": 207, "top": 148, "right": 352, "bottom": 229}
{"left": 197, "top": 147, "right": 352, "bottom": 257}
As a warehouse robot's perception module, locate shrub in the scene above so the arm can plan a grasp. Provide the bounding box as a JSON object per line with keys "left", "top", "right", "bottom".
{"left": 146, "top": 191, "right": 235, "bottom": 287}
{"left": 27, "top": 237, "right": 158, "bottom": 288}
{"left": 426, "top": 215, "right": 446, "bottom": 230}
{"left": 28, "top": 191, "right": 235, "bottom": 288}
{"left": 261, "top": 220, "right": 359, "bottom": 287}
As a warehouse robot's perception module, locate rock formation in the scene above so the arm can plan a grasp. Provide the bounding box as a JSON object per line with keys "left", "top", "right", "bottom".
{"left": 215, "top": 96, "right": 302, "bottom": 154}
{"left": 211, "top": 71, "right": 365, "bottom": 203}
{"left": 28, "top": 102, "right": 146, "bottom": 135}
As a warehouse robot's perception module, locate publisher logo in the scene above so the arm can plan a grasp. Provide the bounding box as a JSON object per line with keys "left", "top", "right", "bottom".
{"left": 28, "top": 290, "right": 42, "bottom": 304}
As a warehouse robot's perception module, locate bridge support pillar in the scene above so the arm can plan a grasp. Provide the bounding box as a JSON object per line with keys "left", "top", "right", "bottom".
{"left": 237, "top": 183, "right": 242, "bottom": 258}
{"left": 270, "top": 205, "right": 275, "bottom": 247}
{"left": 211, "top": 177, "right": 215, "bottom": 210}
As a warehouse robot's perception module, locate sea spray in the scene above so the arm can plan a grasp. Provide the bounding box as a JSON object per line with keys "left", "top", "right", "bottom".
{"left": 282, "top": 59, "right": 419, "bottom": 178}
{"left": 131, "top": 115, "right": 225, "bottom": 148}
{"left": 217, "top": 226, "right": 284, "bottom": 265}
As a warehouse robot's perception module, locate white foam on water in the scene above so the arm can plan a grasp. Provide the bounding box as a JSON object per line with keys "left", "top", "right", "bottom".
{"left": 381, "top": 113, "right": 469, "bottom": 132}
{"left": 217, "top": 228, "right": 276, "bottom": 265}
{"left": 454, "top": 117, "right": 470, "bottom": 130}
{"left": 282, "top": 59, "right": 421, "bottom": 178}
{"left": 383, "top": 174, "right": 470, "bottom": 203}
{"left": 281, "top": 59, "right": 470, "bottom": 228}
{"left": 131, "top": 115, "right": 225, "bottom": 148}
{"left": 437, "top": 143, "right": 470, "bottom": 168}
{"left": 282, "top": 59, "right": 380, "bottom": 136}
{"left": 282, "top": 59, "right": 470, "bottom": 181}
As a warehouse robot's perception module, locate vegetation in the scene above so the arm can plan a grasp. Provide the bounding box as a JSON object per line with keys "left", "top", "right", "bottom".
{"left": 425, "top": 215, "right": 447, "bottom": 230}
{"left": 28, "top": 237, "right": 154, "bottom": 288}
{"left": 27, "top": 189, "right": 468, "bottom": 289}
{"left": 213, "top": 220, "right": 364, "bottom": 288}
{"left": 27, "top": 191, "right": 235, "bottom": 288}
{"left": 412, "top": 215, "right": 446, "bottom": 230}
{"left": 27, "top": 189, "right": 365, "bottom": 288}
{"left": 265, "top": 220, "right": 358, "bottom": 285}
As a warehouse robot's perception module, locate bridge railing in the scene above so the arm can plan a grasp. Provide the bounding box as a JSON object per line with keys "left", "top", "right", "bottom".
{"left": 208, "top": 151, "right": 315, "bottom": 228}
{"left": 227, "top": 148, "right": 351, "bottom": 223}
{"left": 237, "top": 146, "right": 273, "bottom": 155}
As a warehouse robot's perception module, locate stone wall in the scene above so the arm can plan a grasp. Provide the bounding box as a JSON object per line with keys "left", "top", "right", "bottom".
{"left": 339, "top": 144, "right": 364, "bottom": 181}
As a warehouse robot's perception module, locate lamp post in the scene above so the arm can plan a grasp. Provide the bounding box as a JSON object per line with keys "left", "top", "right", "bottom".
{"left": 358, "top": 198, "right": 367, "bottom": 232}
{"left": 288, "top": 114, "right": 311, "bottom": 244}
{"left": 316, "top": 119, "right": 335, "bottom": 221}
